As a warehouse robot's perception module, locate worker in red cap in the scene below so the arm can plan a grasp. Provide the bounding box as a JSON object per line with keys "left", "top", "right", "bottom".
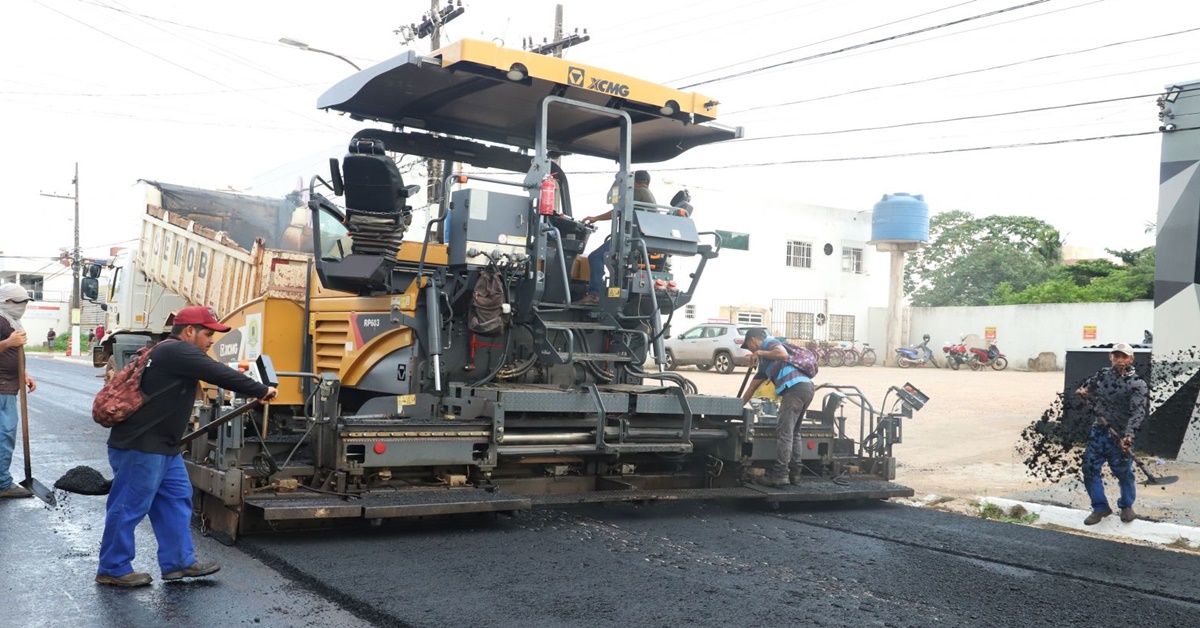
{"left": 95, "top": 305, "right": 277, "bottom": 587}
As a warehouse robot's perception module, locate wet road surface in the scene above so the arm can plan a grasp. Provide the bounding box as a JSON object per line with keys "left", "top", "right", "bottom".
{"left": 6, "top": 357, "right": 1200, "bottom": 627}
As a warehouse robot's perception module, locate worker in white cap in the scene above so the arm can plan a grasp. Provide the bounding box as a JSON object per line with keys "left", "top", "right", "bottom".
{"left": 0, "top": 283, "right": 36, "bottom": 498}
{"left": 1075, "top": 342, "right": 1146, "bottom": 525}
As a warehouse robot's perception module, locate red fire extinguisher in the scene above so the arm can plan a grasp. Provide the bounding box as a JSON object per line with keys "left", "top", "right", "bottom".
{"left": 538, "top": 174, "right": 557, "bottom": 215}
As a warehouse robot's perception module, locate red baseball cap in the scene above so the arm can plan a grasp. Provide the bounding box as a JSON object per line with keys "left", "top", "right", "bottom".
{"left": 172, "top": 305, "right": 232, "bottom": 332}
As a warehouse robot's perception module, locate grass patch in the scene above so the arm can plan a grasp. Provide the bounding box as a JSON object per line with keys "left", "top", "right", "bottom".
{"left": 978, "top": 502, "right": 1040, "bottom": 524}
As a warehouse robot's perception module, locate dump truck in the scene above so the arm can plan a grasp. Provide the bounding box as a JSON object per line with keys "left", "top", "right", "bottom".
{"left": 83, "top": 181, "right": 312, "bottom": 382}
{"left": 101, "top": 40, "right": 926, "bottom": 542}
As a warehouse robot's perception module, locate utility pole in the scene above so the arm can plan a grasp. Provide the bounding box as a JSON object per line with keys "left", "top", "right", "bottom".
{"left": 525, "top": 4, "right": 589, "bottom": 57}
{"left": 39, "top": 162, "right": 81, "bottom": 358}
{"left": 395, "top": 1, "right": 466, "bottom": 240}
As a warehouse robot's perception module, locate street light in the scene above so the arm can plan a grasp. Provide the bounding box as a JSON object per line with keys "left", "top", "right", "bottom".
{"left": 279, "top": 37, "right": 362, "bottom": 71}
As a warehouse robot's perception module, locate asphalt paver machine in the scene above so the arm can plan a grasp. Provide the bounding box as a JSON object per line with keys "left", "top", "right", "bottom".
{"left": 183, "top": 40, "right": 923, "bottom": 542}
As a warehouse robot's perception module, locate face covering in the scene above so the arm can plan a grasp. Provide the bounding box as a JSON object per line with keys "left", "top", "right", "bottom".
{"left": 0, "top": 301, "right": 28, "bottom": 332}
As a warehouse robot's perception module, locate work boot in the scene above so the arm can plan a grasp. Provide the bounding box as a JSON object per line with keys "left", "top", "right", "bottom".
{"left": 1083, "top": 508, "right": 1112, "bottom": 526}
{"left": 754, "top": 473, "right": 790, "bottom": 488}
{"left": 0, "top": 484, "right": 33, "bottom": 498}
{"left": 163, "top": 561, "right": 220, "bottom": 581}
{"left": 577, "top": 294, "right": 600, "bottom": 306}
{"left": 789, "top": 465, "right": 803, "bottom": 485}
{"left": 1120, "top": 507, "right": 1137, "bottom": 523}
{"left": 95, "top": 572, "right": 152, "bottom": 587}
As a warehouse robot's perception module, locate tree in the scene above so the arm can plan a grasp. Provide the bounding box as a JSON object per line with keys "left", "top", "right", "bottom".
{"left": 990, "top": 246, "right": 1154, "bottom": 304}
{"left": 905, "top": 212, "right": 1063, "bottom": 306}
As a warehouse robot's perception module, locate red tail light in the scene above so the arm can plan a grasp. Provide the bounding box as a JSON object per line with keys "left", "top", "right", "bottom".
{"left": 667, "top": 281, "right": 677, "bottom": 290}
{"left": 734, "top": 337, "right": 744, "bottom": 345}
{"left": 653, "top": 279, "right": 666, "bottom": 289}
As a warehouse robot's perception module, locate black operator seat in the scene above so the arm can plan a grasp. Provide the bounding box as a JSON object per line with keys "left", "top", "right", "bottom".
{"left": 339, "top": 138, "right": 420, "bottom": 257}
{"left": 342, "top": 138, "right": 415, "bottom": 217}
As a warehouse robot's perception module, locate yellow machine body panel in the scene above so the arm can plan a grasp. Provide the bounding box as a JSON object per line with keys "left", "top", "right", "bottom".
{"left": 209, "top": 296, "right": 306, "bottom": 406}
{"left": 436, "top": 39, "right": 721, "bottom": 119}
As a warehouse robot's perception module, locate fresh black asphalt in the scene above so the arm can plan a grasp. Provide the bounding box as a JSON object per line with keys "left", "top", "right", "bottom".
{"left": 5, "top": 357, "right": 1199, "bottom": 627}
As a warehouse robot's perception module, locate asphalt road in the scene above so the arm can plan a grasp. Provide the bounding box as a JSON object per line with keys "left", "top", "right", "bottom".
{"left": 5, "top": 357, "right": 1200, "bottom": 627}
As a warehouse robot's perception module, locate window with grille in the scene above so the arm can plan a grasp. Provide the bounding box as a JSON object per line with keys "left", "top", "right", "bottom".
{"left": 841, "top": 247, "right": 864, "bottom": 274}
{"left": 684, "top": 304, "right": 696, "bottom": 318}
{"left": 785, "top": 312, "right": 814, "bottom": 340}
{"left": 828, "top": 314, "right": 855, "bottom": 341}
{"left": 736, "top": 312, "right": 764, "bottom": 325}
{"left": 786, "top": 240, "right": 812, "bottom": 269}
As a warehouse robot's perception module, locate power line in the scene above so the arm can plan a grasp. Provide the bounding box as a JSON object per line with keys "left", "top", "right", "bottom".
{"left": 727, "top": 24, "right": 1200, "bottom": 115}
{"left": 0, "top": 83, "right": 325, "bottom": 97}
{"left": 734, "top": 92, "right": 1163, "bottom": 142}
{"left": 681, "top": 0, "right": 1053, "bottom": 88}
{"left": 31, "top": 0, "right": 347, "bottom": 133}
{"left": 652, "top": 128, "right": 1182, "bottom": 172}
{"left": 98, "top": 0, "right": 317, "bottom": 93}
{"left": 667, "top": 0, "right": 982, "bottom": 85}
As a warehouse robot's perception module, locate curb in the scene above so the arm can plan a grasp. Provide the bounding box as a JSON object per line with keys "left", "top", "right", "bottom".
{"left": 979, "top": 496, "right": 1200, "bottom": 548}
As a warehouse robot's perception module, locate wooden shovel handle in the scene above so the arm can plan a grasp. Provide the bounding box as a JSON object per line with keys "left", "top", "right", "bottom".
{"left": 16, "top": 346, "right": 31, "bottom": 480}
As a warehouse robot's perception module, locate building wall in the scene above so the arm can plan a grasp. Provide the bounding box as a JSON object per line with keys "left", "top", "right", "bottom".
{"left": 670, "top": 192, "right": 891, "bottom": 343}
{"left": 907, "top": 301, "right": 1153, "bottom": 368}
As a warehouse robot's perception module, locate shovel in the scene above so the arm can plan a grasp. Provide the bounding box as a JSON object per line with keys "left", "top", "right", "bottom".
{"left": 16, "top": 347, "right": 56, "bottom": 506}
{"left": 1107, "top": 427, "right": 1178, "bottom": 486}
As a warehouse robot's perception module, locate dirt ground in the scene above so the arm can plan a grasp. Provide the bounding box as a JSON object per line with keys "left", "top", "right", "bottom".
{"left": 681, "top": 364, "right": 1200, "bottom": 526}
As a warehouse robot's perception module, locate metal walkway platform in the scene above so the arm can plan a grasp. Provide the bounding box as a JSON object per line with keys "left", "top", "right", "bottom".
{"left": 242, "top": 479, "right": 912, "bottom": 523}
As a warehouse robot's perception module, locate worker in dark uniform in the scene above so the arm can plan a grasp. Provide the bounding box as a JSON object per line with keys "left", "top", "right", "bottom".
{"left": 1075, "top": 342, "right": 1147, "bottom": 525}
{"left": 95, "top": 306, "right": 277, "bottom": 587}
{"left": 579, "top": 170, "right": 657, "bottom": 305}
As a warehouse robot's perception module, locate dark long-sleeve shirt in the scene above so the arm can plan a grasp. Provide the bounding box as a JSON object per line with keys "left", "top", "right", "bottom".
{"left": 1080, "top": 366, "right": 1148, "bottom": 437}
{"left": 107, "top": 338, "right": 269, "bottom": 455}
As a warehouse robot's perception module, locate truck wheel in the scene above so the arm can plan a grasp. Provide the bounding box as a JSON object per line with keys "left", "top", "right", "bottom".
{"left": 664, "top": 351, "right": 676, "bottom": 371}
{"left": 714, "top": 352, "right": 735, "bottom": 374}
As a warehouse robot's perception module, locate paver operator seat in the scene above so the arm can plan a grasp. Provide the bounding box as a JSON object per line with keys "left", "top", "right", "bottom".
{"left": 341, "top": 138, "right": 419, "bottom": 257}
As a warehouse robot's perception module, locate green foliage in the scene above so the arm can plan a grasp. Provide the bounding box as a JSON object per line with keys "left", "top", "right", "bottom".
{"left": 978, "top": 502, "right": 1041, "bottom": 524}
{"left": 905, "top": 212, "right": 1063, "bottom": 306}
{"left": 991, "top": 246, "right": 1154, "bottom": 304}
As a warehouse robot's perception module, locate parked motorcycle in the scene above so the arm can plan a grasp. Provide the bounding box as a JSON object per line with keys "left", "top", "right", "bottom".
{"left": 896, "top": 334, "right": 939, "bottom": 368}
{"left": 942, "top": 338, "right": 970, "bottom": 371}
{"left": 967, "top": 343, "right": 1008, "bottom": 371}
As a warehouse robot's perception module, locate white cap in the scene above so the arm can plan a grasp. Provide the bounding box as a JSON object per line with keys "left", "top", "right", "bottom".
{"left": 0, "top": 283, "right": 31, "bottom": 303}
{"left": 1111, "top": 342, "right": 1134, "bottom": 356}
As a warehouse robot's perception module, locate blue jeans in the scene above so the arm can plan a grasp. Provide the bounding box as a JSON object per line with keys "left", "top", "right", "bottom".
{"left": 98, "top": 448, "right": 196, "bottom": 577}
{"left": 1082, "top": 426, "right": 1136, "bottom": 512}
{"left": 0, "top": 395, "right": 16, "bottom": 490}
{"left": 587, "top": 240, "right": 610, "bottom": 297}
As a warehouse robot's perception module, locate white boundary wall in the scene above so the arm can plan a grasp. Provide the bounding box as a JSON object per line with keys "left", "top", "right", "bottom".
{"left": 905, "top": 301, "right": 1153, "bottom": 370}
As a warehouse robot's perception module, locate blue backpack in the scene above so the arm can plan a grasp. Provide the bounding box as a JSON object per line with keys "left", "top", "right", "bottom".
{"left": 781, "top": 341, "right": 819, "bottom": 379}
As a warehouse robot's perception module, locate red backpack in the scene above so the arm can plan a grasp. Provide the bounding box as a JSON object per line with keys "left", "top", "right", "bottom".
{"left": 92, "top": 339, "right": 176, "bottom": 428}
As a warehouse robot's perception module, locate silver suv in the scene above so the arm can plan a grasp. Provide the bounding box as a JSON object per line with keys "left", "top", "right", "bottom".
{"left": 664, "top": 324, "right": 768, "bottom": 374}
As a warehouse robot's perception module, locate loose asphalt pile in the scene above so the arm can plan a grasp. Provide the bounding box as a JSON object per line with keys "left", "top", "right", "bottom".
{"left": 54, "top": 465, "right": 112, "bottom": 496}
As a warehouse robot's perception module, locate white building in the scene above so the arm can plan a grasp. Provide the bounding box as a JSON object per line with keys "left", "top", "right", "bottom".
{"left": 672, "top": 189, "right": 891, "bottom": 345}
{"left": 0, "top": 256, "right": 104, "bottom": 347}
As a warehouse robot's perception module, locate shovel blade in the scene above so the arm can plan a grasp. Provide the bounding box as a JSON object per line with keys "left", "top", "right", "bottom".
{"left": 1143, "top": 474, "right": 1180, "bottom": 486}
{"left": 20, "top": 478, "right": 57, "bottom": 507}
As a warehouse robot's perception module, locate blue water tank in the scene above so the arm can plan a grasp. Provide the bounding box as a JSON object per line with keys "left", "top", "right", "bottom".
{"left": 871, "top": 193, "right": 930, "bottom": 243}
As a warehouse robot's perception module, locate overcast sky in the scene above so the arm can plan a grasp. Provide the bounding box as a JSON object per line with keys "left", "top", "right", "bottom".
{"left": 2, "top": 0, "right": 1194, "bottom": 267}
